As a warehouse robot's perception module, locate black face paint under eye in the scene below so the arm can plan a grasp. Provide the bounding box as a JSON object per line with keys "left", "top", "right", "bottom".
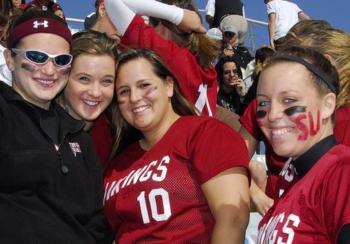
{"left": 256, "top": 110, "right": 267, "bottom": 119}
{"left": 284, "top": 106, "right": 306, "bottom": 116}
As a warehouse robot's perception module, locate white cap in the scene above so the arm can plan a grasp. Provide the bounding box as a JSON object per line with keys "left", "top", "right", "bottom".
{"left": 206, "top": 28, "right": 222, "bottom": 40}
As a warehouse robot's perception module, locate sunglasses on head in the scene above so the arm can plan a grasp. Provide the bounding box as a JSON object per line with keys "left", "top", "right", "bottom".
{"left": 224, "top": 31, "right": 236, "bottom": 39}
{"left": 12, "top": 49, "right": 73, "bottom": 67}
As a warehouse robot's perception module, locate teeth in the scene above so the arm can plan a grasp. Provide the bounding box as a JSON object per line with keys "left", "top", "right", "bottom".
{"left": 84, "top": 100, "right": 99, "bottom": 106}
{"left": 133, "top": 106, "right": 148, "bottom": 113}
{"left": 38, "top": 79, "right": 54, "bottom": 85}
{"left": 271, "top": 128, "right": 292, "bottom": 136}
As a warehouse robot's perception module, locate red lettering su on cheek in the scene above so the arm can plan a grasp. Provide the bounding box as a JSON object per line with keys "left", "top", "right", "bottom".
{"left": 291, "top": 110, "right": 320, "bottom": 141}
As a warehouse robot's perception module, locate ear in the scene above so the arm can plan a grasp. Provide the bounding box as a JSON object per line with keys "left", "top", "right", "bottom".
{"left": 4, "top": 49, "right": 15, "bottom": 71}
{"left": 165, "top": 76, "right": 174, "bottom": 98}
{"left": 323, "top": 54, "right": 337, "bottom": 67}
{"left": 321, "top": 92, "right": 336, "bottom": 120}
{"left": 98, "top": 3, "right": 106, "bottom": 17}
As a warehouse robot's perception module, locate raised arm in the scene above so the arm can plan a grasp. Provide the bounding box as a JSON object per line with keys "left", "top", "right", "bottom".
{"left": 298, "top": 11, "right": 310, "bottom": 21}
{"left": 104, "top": 0, "right": 205, "bottom": 35}
{"left": 124, "top": 0, "right": 206, "bottom": 33}
{"left": 267, "top": 13, "right": 276, "bottom": 49}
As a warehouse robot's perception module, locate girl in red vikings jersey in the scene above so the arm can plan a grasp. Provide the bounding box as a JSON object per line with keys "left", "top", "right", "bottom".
{"left": 239, "top": 21, "right": 350, "bottom": 217}
{"left": 103, "top": 48, "right": 250, "bottom": 243}
{"left": 256, "top": 46, "right": 350, "bottom": 243}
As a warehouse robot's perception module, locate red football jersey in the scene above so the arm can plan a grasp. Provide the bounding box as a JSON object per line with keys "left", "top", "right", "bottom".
{"left": 334, "top": 104, "right": 350, "bottom": 147}
{"left": 239, "top": 99, "right": 287, "bottom": 199}
{"left": 258, "top": 142, "right": 350, "bottom": 243}
{"left": 121, "top": 15, "right": 218, "bottom": 116}
{"left": 103, "top": 116, "right": 249, "bottom": 243}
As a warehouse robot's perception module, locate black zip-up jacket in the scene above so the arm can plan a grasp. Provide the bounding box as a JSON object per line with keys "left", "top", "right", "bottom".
{"left": 0, "top": 82, "right": 112, "bottom": 244}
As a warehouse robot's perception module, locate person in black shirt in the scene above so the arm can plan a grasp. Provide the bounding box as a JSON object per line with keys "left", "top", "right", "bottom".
{"left": 1, "top": 10, "right": 112, "bottom": 243}
{"left": 216, "top": 55, "right": 246, "bottom": 115}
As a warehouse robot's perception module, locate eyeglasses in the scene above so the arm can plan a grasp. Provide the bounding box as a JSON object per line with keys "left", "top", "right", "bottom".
{"left": 224, "top": 31, "right": 236, "bottom": 39}
{"left": 12, "top": 48, "right": 73, "bottom": 67}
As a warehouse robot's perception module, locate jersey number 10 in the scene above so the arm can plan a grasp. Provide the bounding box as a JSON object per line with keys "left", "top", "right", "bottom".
{"left": 137, "top": 188, "right": 172, "bottom": 224}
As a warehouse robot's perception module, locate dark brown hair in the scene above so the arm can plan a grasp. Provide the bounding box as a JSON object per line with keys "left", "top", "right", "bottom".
{"left": 110, "top": 48, "right": 197, "bottom": 158}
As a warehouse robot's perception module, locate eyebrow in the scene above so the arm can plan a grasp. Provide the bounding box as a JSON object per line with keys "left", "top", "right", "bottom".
{"left": 76, "top": 72, "right": 115, "bottom": 78}
{"left": 256, "top": 93, "right": 269, "bottom": 98}
{"left": 256, "top": 90, "right": 300, "bottom": 97}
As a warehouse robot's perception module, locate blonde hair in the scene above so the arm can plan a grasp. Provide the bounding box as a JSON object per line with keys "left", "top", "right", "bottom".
{"left": 57, "top": 30, "right": 119, "bottom": 126}
{"left": 71, "top": 29, "right": 118, "bottom": 59}
{"left": 281, "top": 20, "right": 350, "bottom": 109}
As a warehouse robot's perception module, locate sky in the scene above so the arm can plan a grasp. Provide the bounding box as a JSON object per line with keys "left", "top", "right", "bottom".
{"left": 57, "top": 0, "right": 350, "bottom": 50}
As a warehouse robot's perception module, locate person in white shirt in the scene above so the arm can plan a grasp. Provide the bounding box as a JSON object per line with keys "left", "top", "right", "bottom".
{"left": 264, "top": 0, "right": 309, "bottom": 50}
{"left": 0, "top": 44, "right": 12, "bottom": 85}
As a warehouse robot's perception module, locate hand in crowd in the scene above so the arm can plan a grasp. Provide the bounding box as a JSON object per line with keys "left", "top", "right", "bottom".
{"left": 178, "top": 9, "right": 206, "bottom": 34}
{"left": 233, "top": 78, "right": 246, "bottom": 96}
{"left": 269, "top": 39, "right": 275, "bottom": 51}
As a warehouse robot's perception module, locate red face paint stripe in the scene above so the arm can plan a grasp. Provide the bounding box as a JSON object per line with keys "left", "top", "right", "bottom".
{"left": 293, "top": 114, "right": 308, "bottom": 141}
{"left": 308, "top": 111, "right": 320, "bottom": 136}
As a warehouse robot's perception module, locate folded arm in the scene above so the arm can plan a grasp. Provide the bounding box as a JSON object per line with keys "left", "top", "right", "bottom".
{"left": 201, "top": 167, "right": 250, "bottom": 243}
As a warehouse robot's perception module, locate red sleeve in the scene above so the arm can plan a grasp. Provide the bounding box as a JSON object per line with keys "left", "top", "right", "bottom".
{"left": 322, "top": 155, "right": 350, "bottom": 241}
{"left": 89, "top": 115, "right": 113, "bottom": 168}
{"left": 121, "top": 16, "right": 217, "bottom": 116}
{"left": 239, "top": 99, "right": 263, "bottom": 140}
{"left": 190, "top": 118, "right": 250, "bottom": 184}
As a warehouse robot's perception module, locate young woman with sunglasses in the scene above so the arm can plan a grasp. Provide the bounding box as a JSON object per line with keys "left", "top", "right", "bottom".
{"left": 1, "top": 10, "right": 111, "bottom": 243}
{"left": 256, "top": 46, "right": 350, "bottom": 243}
{"left": 104, "top": 48, "right": 250, "bottom": 243}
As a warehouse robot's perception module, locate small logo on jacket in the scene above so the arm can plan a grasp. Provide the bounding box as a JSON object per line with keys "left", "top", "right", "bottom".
{"left": 69, "top": 142, "right": 81, "bottom": 157}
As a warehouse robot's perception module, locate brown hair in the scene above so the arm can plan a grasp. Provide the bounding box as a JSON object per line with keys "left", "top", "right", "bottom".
{"left": 149, "top": 0, "right": 220, "bottom": 68}
{"left": 71, "top": 29, "right": 118, "bottom": 59}
{"left": 110, "top": 48, "right": 197, "bottom": 158}
{"left": 280, "top": 20, "right": 350, "bottom": 109}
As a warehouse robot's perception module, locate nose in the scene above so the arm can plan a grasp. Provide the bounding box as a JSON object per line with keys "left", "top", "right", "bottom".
{"left": 268, "top": 101, "right": 284, "bottom": 122}
{"left": 88, "top": 82, "right": 102, "bottom": 98}
{"left": 40, "top": 59, "right": 56, "bottom": 75}
{"left": 129, "top": 88, "right": 142, "bottom": 103}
